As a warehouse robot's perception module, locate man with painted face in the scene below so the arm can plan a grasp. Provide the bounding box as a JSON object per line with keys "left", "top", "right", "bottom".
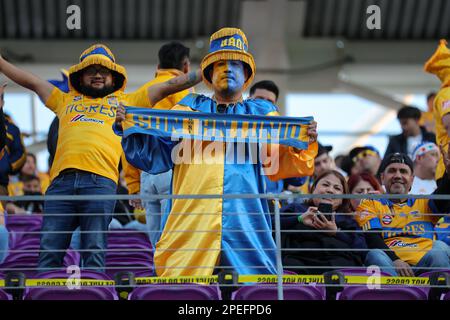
{"left": 116, "top": 28, "right": 318, "bottom": 277}
{"left": 356, "top": 152, "right": 450, "bottom": 276}
{"left": 0, "top": 44, "right": 202, "bottom": 272}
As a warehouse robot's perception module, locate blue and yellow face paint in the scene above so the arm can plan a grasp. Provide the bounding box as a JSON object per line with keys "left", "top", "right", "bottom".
{"left": 211, "top": 60, "right": 246, "bottom": 94}
{"left": 201, "top": 28, "right": 256, "bottom": 91}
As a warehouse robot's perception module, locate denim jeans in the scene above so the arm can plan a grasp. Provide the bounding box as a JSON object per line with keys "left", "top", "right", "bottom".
{"left": 365, "top": 240, "right": 450, "bottom": 276}
{"left": 140, "top": 170, "right": 172, "bottom": 249}
{"left": 70, "top": 219, "right": 147, "bottom": 250}
{"left": 38, "top": 170, "right": 116, "bottom": 273}
{"left": 0, "top": 225, "right": 8, "bottom": 264}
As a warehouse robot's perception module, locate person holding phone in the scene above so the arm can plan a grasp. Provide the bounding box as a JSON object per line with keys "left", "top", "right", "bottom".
{"left": 280, "top": 170, "right": 368, "bottom": 274}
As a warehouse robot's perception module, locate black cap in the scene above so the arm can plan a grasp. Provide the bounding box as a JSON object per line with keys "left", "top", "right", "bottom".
{"left": 379, "top": 153, "right": 414, "bottom": 174}
{"left": 317, "top": 143, "right": 333, "bottom": 157}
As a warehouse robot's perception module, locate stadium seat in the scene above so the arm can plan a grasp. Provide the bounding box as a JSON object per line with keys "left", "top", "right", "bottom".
{"left": 23, "top": 270, "right": 118, "bottom": 300}
{"left": 0, "top": 249, "right": 80, "bottom": 278}
{"left": 338, "top": 286, "right": 428, "bottom": 300}
{"left": 5, "top": 215, "right": 43, "bottom": 233}
{"left": 0, "top": 289, "right": 12, "bottom": 300}
{"left": 233, "top": 284, "right": 325, "bottom": 300}
{"left": 331, "top": 269, "right": 428, "bottom": 300}
{"left": 128, "top": 284, "right": 221, "bottom": 300}
{"left": 107, "top": 230, "right": 150, "bottom": 244}
{"left": 418, "top": 270, "right": 450, "bottom": 300}
{"left": 105, "top": 257, "right": 153, "bottom": 279}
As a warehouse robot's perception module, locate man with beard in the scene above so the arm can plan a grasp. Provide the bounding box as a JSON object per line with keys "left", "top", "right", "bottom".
{"left": 0, "top": 44, "right": 201, "bottom": 272}
{"left": 356, "top": 152, "right": 450, "bottom": 276}
{"left": 116, "top": 28, "right": 318, "bottom": 277}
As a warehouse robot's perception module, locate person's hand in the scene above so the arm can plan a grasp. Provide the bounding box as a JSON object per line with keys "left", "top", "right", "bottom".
{"left": 393, "top": 259, "right": 415, "bottom": 277}
{"left": 115, "top": 103, "right": 126, "bottom": 127}
{"left": 299, "top": 206, "right": 318, "bottom": 227}
{"left": 312, "top": 211, "right": 338, "bottom": 236}
{"left": 5, "top": 203, "right": 26, "bottom": 215}
{"left": 0, "top": 83, "right": 7, "bottom": 109}
{"left": 129, "top": 198, "right": 143, "bottom": 210}
{"left": 307, "top": 121, "right": 317, "bottom": 143}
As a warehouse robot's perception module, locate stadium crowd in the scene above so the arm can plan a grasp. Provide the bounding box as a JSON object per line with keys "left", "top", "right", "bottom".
{"left": 0, "top": 27, "right": 448, "bottom": 281}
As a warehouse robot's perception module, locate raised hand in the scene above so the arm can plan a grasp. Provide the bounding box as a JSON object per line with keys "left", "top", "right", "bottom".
{"left": 115, "top": 103, "right": 126, "bottom": 127}
{"left": 307, "top": 120, "right": 317, "bottom": 143}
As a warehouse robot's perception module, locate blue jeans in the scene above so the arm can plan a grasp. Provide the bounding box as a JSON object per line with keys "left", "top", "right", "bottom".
{"left": 365, "top": 240, "right": 450, "bottom": 276}
{"left": 0, "top": 225, "right": 8, "bottom": 264}
{"left": 38, "top": 170, "right": 116, "bottom": 273}
{"left": 69, "top": 219, "right": 148, "bottom": 250}
{"left": 141, "top": 170, "right": 172, "bottom": 249}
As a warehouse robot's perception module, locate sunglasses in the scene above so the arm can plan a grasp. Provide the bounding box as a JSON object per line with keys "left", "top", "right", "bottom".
{"left": 83, "top": 66, "right": 112, "bottom": 77}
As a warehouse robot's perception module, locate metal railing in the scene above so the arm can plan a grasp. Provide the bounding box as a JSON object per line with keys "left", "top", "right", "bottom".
{"left": 0, "top": 192, "right": 449, "bottom": 300}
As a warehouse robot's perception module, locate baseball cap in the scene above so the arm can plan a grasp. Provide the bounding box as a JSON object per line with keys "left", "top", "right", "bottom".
{"left": 317, "top": 142, "right": 333, "bottom": 157}
{"left": 411, "top": 142, "right": 439, "bottom": 162}
{"left": 379, "top": 153, "right": 414, "bottom": 173}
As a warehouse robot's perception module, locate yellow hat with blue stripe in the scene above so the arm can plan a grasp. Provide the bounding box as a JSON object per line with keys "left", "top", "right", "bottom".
{"left": 201, "top": 28, "right": 255, "bottom": 91}
{"left": 69, "top": 44, "right": 127, "bottom": 93}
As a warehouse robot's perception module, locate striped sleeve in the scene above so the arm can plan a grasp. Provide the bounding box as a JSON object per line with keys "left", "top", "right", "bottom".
{"left": 356, "top": 199, "right": 383, "bottom": 231}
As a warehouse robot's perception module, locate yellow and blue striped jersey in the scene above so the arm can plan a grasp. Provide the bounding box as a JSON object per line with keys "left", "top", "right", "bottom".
{"left": 356, "top": 198, "right": 441, "bottom": 265}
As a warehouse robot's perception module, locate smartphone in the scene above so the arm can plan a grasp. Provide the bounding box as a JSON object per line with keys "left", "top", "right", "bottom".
{"left": 317, "top": 202, "right": 333, "bottom": 221}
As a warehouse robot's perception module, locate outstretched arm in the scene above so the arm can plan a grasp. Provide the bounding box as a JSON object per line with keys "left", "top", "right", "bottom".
{"left": 0, "top": 54, "right": 54, "bottom": 103}
{"left": 147, "top": 69, "right": 202, "bottom": 106}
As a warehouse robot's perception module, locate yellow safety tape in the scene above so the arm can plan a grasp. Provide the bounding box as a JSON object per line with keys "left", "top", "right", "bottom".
{"left": 0, "top": 275, "right": 446, "bottom": 288}
{"left": 135, "top": 276, "right": 218, "bottom": 285}
{"left": 238, "top": 275, "right": 434, "bottom": 286}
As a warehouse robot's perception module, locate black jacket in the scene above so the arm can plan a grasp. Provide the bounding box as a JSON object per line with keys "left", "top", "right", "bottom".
{"left": 384, "top": 126, "right": 436, "bottom": 156}
{"left": 280, "top": 203, "right": 368, "bottom": 275}
{"left": 47, "top": 116, "right": 59, "bottom": 169}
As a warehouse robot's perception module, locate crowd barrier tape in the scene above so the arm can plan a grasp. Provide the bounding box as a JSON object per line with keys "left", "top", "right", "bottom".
{"left": 0, "top": 275, "right": 447, "bottom": 288}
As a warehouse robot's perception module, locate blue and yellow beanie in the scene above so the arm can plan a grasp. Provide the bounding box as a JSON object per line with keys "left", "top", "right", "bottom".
{"left": 424, "top": 39, "right": 450, "bottom": 88}
{"left": 201, "top": 28, "right": 256, "bottom": 91}
{"left": 69, "top": 44, "right": 127, "bottom": 93}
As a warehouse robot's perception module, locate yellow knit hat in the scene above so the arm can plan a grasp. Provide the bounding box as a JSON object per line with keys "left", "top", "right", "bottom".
{"left": 424, "top": 39, "right": 450, "bottom": 88}
{"left": 68, "top": 44, "right": 127, "bottom": 93}
{"left": 201, "top": 28, "right": 256, "bottom": 91}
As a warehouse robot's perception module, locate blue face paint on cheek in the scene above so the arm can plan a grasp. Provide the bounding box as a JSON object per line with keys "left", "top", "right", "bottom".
{"left": 226, "top": 61, "right": 245, "bottom": 92}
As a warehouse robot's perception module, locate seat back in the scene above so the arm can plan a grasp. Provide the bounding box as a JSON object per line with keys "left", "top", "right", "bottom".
{"left": 233, "top": 284, "right": 325, "bottom": 300}
{"left": 128, "top": 284, "right": 220, "bottom": 300}
{"left": 338, "top": 286, "right": 428, "bottom": 300}
{"left": 0, "top": 289, "right": 12, "bottom": 300}
{"left": 6, "top": 215, "right": 43, "bottom": 232}
{"left": 24, "top": 270, "right": 118, "bottom": 300}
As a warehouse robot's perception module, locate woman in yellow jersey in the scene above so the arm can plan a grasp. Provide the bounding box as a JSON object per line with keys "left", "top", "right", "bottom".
{"left": 0, "top": 44, "right": 202, "bottom": 273}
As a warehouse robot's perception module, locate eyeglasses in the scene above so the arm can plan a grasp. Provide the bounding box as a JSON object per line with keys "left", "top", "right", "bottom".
{"left": 353, "top": 149, "right": 378, "bottom": 163}
{"left": 83, "top": 66, "right": 112, "bottom": 77}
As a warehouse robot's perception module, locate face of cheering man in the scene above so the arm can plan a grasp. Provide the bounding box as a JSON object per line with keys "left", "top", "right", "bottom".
{"left": 80, "top": 64, "right": 115, "bottom": 98}
{"left": 210, "top": 60, "right": 247, "bottom": 97}
{"left": 381, "top": 163, "right": 414, "bottom": 195}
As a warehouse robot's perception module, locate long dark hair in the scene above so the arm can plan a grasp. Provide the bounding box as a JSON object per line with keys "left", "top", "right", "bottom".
{"left": 308, "top": 170, "right": 351, "bottom": 213}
